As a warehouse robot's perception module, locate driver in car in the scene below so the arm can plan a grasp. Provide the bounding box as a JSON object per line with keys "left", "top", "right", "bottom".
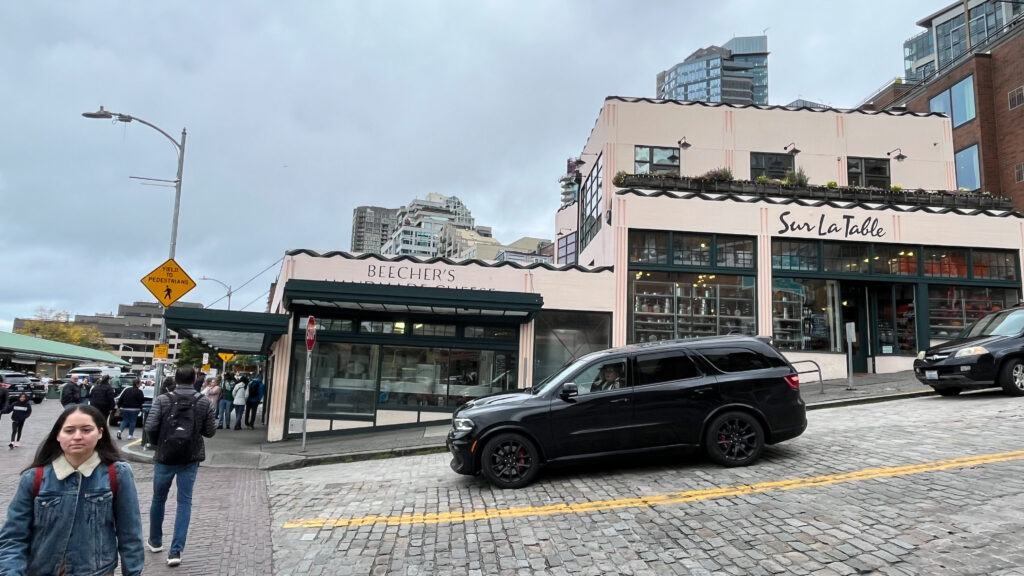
{"left": 592, "top": 365, "right": 622, "bottom": 392}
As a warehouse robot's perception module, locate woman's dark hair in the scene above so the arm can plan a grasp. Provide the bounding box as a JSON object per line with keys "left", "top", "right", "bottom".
{"left": 25, "top": 404, "right": 122, "bottom": 472}
{"left": 99, "top": 375, "right": 111, "bottom": 386}
{"left": 160, "top": 376, "right": 177, "bottom": 395}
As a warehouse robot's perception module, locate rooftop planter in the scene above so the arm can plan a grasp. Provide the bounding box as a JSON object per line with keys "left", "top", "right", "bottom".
{"left": 611, "top": 172, "right": 1015, "bottom": 211}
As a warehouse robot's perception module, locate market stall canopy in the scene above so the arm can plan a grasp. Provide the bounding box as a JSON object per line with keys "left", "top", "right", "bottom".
{"left": 163, "top": 307, "right": 290, "bottom": 354}
{"left": 0, "top": 331, "right": 129, "bottom": 366}
{"left": 283, "top": 280, "right": 544, "bottom": 319}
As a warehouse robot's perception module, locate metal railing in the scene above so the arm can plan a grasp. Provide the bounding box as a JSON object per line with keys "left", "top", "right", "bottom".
{"left": 790, "top": 359, "right": 825, "bottom": 394}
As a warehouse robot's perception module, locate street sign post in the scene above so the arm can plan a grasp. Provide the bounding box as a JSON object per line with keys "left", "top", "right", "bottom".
{"left": 218, "top": 353, "right": 234, "bottom": 380}
{"left": 153, "top": 344, "right": 168, "bottom": 359}
{"left": 202, "top": 353, "right": 209, "bottom": 366}
{"left": 302, "top": 316, "right": 316, "bottom": 451}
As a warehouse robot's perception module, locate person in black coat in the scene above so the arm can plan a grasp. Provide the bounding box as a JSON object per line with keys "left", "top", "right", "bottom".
{"left": 89, "top": 375, "right": 117, "bottom": 421}
{"left": 8, "top": 393, "right": 31, "bottom": 448}
{"left": 60, "top": 376, "right": 82, "bottom": 408}
{"left": 116, "top": 380, "right": 146, "bottom": 440}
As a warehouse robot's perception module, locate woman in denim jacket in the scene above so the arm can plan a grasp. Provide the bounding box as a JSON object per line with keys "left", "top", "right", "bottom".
{"left": 0, "top": 404, "right": 144, "bottom": 576}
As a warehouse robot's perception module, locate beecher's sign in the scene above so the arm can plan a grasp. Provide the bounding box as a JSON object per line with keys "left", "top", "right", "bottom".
{"left": 141, "top": 258, "right": 197, "bottom": 307}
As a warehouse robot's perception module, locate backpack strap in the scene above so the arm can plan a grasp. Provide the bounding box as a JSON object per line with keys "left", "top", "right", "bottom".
{"left": 108, "top": 463, "right": 118, "bottom": 495}
{"left": 32, "top": 466, "right": 43, "bottom": 498}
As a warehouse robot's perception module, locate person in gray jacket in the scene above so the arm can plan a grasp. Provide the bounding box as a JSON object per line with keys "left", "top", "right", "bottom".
{"left": 143, "top": 365, "right": 216, "bottom": 567}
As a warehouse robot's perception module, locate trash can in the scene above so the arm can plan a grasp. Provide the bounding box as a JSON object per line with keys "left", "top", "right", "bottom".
{"left": 46, "top": 384, "right": 60, "bottom": 400}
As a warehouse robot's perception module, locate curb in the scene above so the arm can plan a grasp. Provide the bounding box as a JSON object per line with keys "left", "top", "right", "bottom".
{"left": 806, "top": 390, "right": 935, "bottom": 410}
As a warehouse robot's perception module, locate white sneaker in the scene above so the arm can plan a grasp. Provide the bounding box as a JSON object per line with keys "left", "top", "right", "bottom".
{"left": 167, "top": 553, "right": 181, "bottom": 567}
{"left": 146, "top": 540, "right": 164, "bottom": 553}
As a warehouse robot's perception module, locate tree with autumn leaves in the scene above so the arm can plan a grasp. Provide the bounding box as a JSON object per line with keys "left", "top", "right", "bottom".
{"left": 14, "top": 308, "right": 109, "bottom": 350}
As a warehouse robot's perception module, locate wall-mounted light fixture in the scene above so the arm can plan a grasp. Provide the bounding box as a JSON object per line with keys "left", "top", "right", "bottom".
{"left": 678, "top": 136, "right": 692, "bottom": 150}
{"left": 556, "top": 227, "right": 574, "bottom": 237}
{"left": 887, "top": 147, "right": 908, "bottom": 162}
{"left": 784, "top": 142, "right": 800, "bottom": 155}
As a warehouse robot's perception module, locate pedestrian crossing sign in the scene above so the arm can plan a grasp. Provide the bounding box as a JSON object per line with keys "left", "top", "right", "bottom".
{"left": 141, "top": 258, "right": 196, "bottom": 307}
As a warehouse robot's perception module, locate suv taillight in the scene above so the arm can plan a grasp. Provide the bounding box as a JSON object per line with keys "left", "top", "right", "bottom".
{"left": 783, "top": 373, "right": 799, "bottom": 390}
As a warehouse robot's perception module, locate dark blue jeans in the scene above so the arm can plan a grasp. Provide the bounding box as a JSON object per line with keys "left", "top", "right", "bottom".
{"left": 150, "top": 461, "right": 200, "bottom": 555}
{"left": 119, "top": 409, "right": 140, "bottom": 437}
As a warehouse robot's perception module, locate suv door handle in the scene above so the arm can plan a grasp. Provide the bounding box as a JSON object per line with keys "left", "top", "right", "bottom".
{"left": 610, "top": 398, "right": 630, "bottom": 403}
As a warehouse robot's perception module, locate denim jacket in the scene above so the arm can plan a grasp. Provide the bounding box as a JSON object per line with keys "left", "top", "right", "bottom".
{"left": 0, "top": 454, "right": 144, "bottom": 576}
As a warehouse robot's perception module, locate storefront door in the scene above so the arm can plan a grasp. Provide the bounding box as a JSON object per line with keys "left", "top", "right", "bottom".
{"left": 840, "top": 283, "right": 870, "bottom": 373}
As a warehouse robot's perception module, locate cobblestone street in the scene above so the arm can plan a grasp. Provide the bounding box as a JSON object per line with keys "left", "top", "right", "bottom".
{"left": 267, "top": 392, "right": 1024, "bottom": 576}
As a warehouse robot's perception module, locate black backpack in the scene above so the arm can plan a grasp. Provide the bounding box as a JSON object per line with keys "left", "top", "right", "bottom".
{"left": 247, "top": 380, "right": 261, "bottom": 401}
{"left": 157, "top": 392, "right": 201, "bottom": 465}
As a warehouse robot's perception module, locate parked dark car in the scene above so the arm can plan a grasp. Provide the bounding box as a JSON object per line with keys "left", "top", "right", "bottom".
{"left": 447, "top": 335, "right": 807, "bottom": 488}
{"left": 0, "top": 371, "right": 44, "bottom": 404}
{"left": 914, "top": 304, "right": 1024, "bottom": 396}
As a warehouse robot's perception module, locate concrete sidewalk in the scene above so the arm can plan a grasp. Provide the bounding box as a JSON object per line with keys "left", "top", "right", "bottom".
{"left": 122, "top": 370, "right": 933, "bottom": 471}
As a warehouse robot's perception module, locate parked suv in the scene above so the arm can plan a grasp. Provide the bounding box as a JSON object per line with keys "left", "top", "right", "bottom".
{"left": 447, "top": 335, "right": 807, "bottom": 488}
{"left": 0, "top": 371, "right": 45, "bottom": 404}
{"left": 914, "top": 304, "right": 1024, "bottom": 396}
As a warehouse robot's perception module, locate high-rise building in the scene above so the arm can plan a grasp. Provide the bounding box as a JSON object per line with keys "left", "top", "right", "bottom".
{"left": 903, "top": 0, "right": 1022, "bottom": 80}
{"left": 381, "top": 193, "right": 475, "bottom": 258}
{"left": 656, "top": 36, "right": 769, "bottom": 104}
{"left": 350, "top": 206, "right": 399, "bottom": 253}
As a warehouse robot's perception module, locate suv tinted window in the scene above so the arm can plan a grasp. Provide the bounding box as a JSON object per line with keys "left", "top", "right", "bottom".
{"left": 1, "top": 374, "right": 30, "bottom": 385}
{"left": 636, "top": 353, "right": 700, "bottom": 385}
{"left": 573, "top": 359, "right": 628, "bottom": 394}
{"left": 696, "top": 346, "right": 786, "bottom": 372}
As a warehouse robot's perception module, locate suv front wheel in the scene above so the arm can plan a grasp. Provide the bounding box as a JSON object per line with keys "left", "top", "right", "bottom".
{"left": 998, "top": 359, "right": 1024, "bottom": 397}
{"left": 479, "top": 433, "right": 540, "bottom": 489}
{"left": 705, "top": 411, "right": 764, "bottom": 467}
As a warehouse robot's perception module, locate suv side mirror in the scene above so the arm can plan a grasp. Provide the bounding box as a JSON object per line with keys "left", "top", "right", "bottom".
{"left": 560, "top": 382, "right": 579, "bottom": 399}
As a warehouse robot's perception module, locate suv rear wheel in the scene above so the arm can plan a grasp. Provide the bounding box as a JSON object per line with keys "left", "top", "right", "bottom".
{"left": 998, "top": 359, "right": 1024, "bottom": 397}
{"left": 705, "top": 411, "right": 764, "bottom": 467}
{"left": 480, "top": 433, "right": 540, "bottom": 489}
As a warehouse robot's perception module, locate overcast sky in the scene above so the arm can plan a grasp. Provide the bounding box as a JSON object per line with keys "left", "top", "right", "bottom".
{"left": 0, "top": 0, "right": 942, "bottom": 332}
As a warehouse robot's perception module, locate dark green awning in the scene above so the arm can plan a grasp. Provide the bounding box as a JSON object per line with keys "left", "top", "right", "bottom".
{"left": 283, "top": 280, "right": 543, "bottom": 320}
{"left": 163, "top": 307, "right": 290, "bottom": 353}
{"left": 0, "top": 331, "right": 129, "bottom": 366}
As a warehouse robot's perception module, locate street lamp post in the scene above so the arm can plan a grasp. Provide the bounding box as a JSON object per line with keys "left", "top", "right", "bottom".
{"left": 84, "top": 106, "right": 187, "bottom": 380}
{"left": 200, "top": 276, "right": 233, "bottom": 310}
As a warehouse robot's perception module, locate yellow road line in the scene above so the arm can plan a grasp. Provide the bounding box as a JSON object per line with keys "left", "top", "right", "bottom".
{"left": 282, "top": 449, "right": 1024, "bottom": 529}
{"left": 124, "top": 438, "right": 142, "bottom": 449}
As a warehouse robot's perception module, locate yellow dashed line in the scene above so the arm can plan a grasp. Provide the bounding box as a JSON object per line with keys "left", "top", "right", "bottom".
{"left": 282, "top": 449, "right": 1024, "bottom": 529}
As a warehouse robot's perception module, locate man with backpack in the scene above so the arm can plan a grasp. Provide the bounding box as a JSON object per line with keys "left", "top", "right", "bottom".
{"left": 144, "top": 365, "right": 216, "bottom": 567}
{"left": 243, "top": 374, "right": 263, "bottom": 429}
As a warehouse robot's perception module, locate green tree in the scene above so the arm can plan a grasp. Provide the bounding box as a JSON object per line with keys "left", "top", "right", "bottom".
{"left": 178, "top": 339, "right": 217, "bottom": 369}
{"left": 14, "top": 308, "right": 109, "bottom": 349}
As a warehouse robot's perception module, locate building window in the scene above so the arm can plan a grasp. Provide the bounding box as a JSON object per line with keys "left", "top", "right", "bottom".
{"left": 876, "top": 284, "right": 917, "bottom": 355}
{"left": 411, "top": 323, "right": 456, "bottom": 338}
{"left": 871, "top": 245, "right": 918, "bottom": 276}
{"left": 465, "top": 326, "right": 517, "bottom": 341}
{"left": 579, "top": 154, "right": 603, "bottom": 250}
{"left": 923, "top": 247, "right": 967, "bottom": 278}
{"left": 1010, "top": 87, "right": 1024, "bottom": 110}
{"left": 972, "top": 250, "right": 1017, "bottom": 281}
{"left": 629, "top": 230, "right": 670, "bottom": 264}
{"left": 634, "top": 146, "right": 679, "bottom": 175}
{"left": 1016, "top": 162, "right": 1024, "bottom": 184}
{"left": 772, "top": 239, "right": 819, "bottom": 271}
{"left": 928, "top": 286, "right": 1019, "bottom": 338}
{"left": 771, "top": 278, "right": 835, "bottom": 352}
{"left": 672, "top": 234, "right": 712, "bottom": 266}
{"left": 823, "top": 242, "right": 869, "bottom": 274}
{"left": 955, "top": 145, "right": 981, "bottom": 191}
{"left": 929, "top": 75, "right": 976, "bottom": 128}
{"left": 630, "top": 272, "right": 755, "bottom": 344}
{"left": 359, "top": 321, "right": 406, "bottom": 335}
{"left": 556, "top": 231, "right": 577, "bottom": 265}
{"left": 750, "top": 152, "right": 793, "bottom": 180}
{"left": 716, "top": 236, "right": 754, "bottom": 268}
{"left": 847, "top": 157, "right": 890, "bottom": 188}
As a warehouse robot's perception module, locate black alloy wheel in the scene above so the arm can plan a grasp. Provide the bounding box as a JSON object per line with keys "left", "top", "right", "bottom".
{"left": 998, "top": 359, "right": 1024, "bottom": 397}
{"left": 480, "top": 433, "right": 540, "bottom": 489}
{"left": 705, "top": 411, "right": 764, "bottom": 467}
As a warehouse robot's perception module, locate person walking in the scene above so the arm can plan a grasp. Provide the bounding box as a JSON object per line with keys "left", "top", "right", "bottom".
{"left": 7, "top": 393, "right": 31, "bottom": 448}
{"left": 231, "top": 375, "right": 248, "bottom": 431}
{"left": 204, "top": 376, "right": 222, "bottom": 421}
{"left": 218, "top": 372, "right": 235, "bottom": 429}
{"left": 0, "top": 404, "right": 144, "bottom": 576}
{"left": 80, "top": 377, "right": 93, "bottom": 405}
{"left": 90, "top": 375, "right": 117, "bottom": 422}
{"left": 145, "top": 365, "right": 216, "bottom": 567}
{"left": 117, "top": 379, "right": 146, "bottom": 440}
{"left": 60, "top": 375, "right": 82, "bottom": 408}
{"left": 244, "top": 375, "right": 262, "bottom": 429}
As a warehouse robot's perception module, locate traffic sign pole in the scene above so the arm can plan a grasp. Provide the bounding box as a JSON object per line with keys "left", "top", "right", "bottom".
{"left": 302, "top": 316, "right": 317, "bottom": 452}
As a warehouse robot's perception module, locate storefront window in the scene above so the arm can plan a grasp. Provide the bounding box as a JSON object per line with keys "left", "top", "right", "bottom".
{"left": 771, "top": 278, "right": 836, "bottom": 352}
{"left": 876, "top": 285, "right": 917, "bottom": 355}
{"left": 630, "top": 272, "right": 755, "bottom": 344}
{"left": 772, "top": 239, "right": 819, "bottom": 271}
{"left": 672, "top": 234, "right": 712, "bottom": 266}
{"left": 928, "top": 286, "right": 1019, "bottom": 338}
{"left": 972, "top": 250, "right": 1017, "bottom": 280}
{"left": 465, "top": 326, "right": 517, "bottom": 340}
{"left": 871, "top": 245, "right": 918, "bottom": 276}
{"left": 443, "top": 349, "right": 517, "bottom": 407}
{"left": 716, "top": 236, "right": 754, "bottom": 268}
{"left": 823, "top": 242, "right": 869, "bottom": 274}
{"left": 411, "top": 323, "right": 456, "bottom": 337}
{"left": 628, "top": 230, "right": 669, "bottom": 264}
{"left": 359, "top": 321, "right": 406, "bottom": 334}
{"left": 923, "top": 247, "right": 967, "bottom": 278}
{"left": 532, "top": 310, "right": 612, "bottom": 386}
{"left": 290, "top": 342, "right": 378, "bottom": 417}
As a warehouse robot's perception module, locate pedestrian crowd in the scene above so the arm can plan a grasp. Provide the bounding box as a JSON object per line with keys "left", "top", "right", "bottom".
{"left": 0, "top": 364, "right": 265, "bottom": 572}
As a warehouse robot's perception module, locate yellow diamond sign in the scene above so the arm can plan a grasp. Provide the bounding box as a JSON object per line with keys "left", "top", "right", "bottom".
{"left": 141, "top": 258, "right": 196, "bottom": 307}
{"left": 218, "top": 353, "right": 234, "bottom": 363}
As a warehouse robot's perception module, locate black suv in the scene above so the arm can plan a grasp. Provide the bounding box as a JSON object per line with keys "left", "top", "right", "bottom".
{"left": 0, "top": 371, "right": 45, "bottom": 404}
{"left": 914, "top": 305, "right": 1024, "bottom": 396}
{"left": 447, "top": 335, "right": 807, "bottom": 488}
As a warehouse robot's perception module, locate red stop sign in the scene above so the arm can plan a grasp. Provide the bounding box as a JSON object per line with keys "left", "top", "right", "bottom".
{"left": 305, "top": 316, "right": 317, "bottom": 351}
